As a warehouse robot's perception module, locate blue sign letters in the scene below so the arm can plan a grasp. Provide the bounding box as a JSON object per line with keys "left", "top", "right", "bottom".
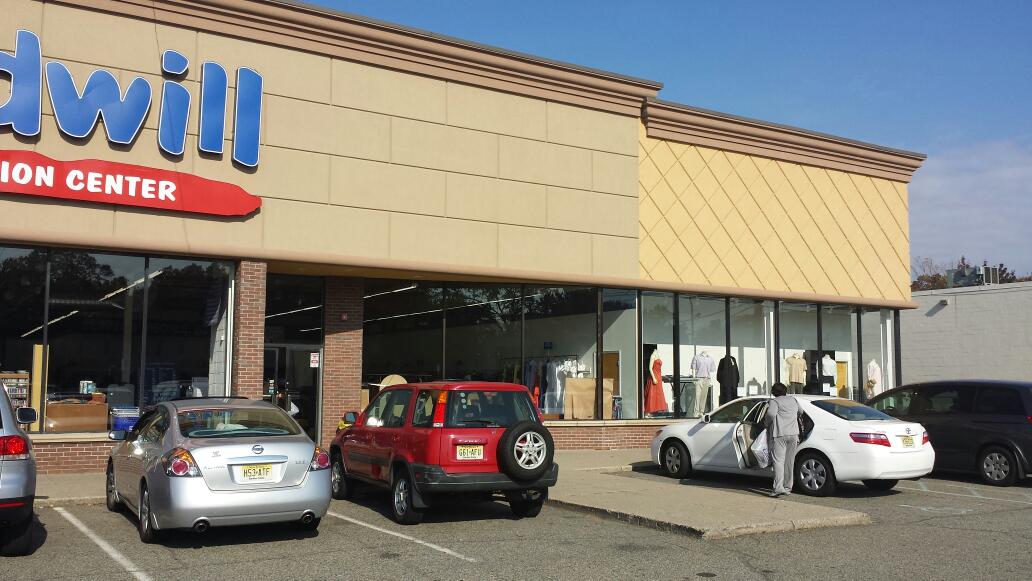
{"left": 0, "top": 30, "right": 263, "bottom": 167}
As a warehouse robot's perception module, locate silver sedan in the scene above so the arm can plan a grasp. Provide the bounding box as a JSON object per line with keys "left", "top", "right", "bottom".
{"left": 106, "top": 397, "right": 331, "bottom": 542}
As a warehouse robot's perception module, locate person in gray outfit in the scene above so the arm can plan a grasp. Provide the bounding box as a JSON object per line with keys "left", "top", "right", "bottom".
{"left": 764, "top": 382, "right": 803, "bottom": 497}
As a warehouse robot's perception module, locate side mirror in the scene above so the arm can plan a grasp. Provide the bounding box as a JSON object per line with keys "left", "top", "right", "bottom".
{"left": 344, "top": 412, "right": 358, "bottom": 423}
{"left": 702, "top": 414, "right": 711, "bottom": 423}
{"left": 108, "top": 430, "right": 127, "bottom": 441}
{"left": 15, "top": 407, "right": 37, "bottom": 425}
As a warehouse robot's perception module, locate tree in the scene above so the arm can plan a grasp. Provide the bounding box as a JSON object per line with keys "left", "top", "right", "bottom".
{"left": 911, "top": 255, "right": 1032, "bottom": 290}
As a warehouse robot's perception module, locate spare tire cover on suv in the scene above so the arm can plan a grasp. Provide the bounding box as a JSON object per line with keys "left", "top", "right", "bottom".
{"left": 497, "top": 421, "right": 554, "bottom": 482}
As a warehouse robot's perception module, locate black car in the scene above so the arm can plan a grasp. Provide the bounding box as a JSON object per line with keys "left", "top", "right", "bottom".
{"left": 868, "top": 380, "right": 1032, "bottom": 486}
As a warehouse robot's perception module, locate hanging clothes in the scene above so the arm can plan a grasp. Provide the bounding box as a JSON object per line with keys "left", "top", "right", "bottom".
{"left": 644, "top": 357, "right": 668, "bottom": 415}
{"left": 716, "top": 355, "right": 740, "bottom": 405}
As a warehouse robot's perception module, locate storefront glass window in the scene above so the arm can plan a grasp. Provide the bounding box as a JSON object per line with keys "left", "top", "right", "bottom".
{"left": 778, "top": 302, "right": 818, "bottom": 395}
{"left": 444, "top": 285, "right": 521, "bottom": 382}
{"left": 729, "top": 299, "right": 774, "bottom": 403}
{"left": 641, "top": 292, "right": 675, "bottom": 418}
{"left": 822, "top": 305, "right": 859, "bottom": 400}
{"left": 0, "top": 246, "right": 47, "bottom": 416}
{"left": 144, "top": 258, "right": 233, "bottom": 404}
{"left": 523, "top": 286, "right": 597, "bottom": 419}
{"left": 44, "top": 251, "right": 146, "bottom": 432}
{"left": 861, "top": 308, "right": 894, "bottom": 401}
{"left": 602, "top": 289, "right": 637, "bottom": 419}
{"left": 363, "top": 281, "right": 443, "bottom": 384}
{"left": 678, "top": 295, "right": 725, "bottom": 417}
{"left": 265, "top": 275, "right": 324, "bottom": 344}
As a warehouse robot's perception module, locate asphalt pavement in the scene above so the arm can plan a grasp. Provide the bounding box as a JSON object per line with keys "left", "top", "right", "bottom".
{"left": 7, "top": 472, "right": 1032, "bottom": 580}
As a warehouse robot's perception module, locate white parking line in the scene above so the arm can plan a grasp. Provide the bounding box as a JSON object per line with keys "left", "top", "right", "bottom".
{"left": 326, "top": 511, "right": 477, "bottom": 562}
{"left": 53, "top": 507, "right": 153, "bottom": 581}
{"left": 897, "top": 485, "right": 1032, "bottom": 506}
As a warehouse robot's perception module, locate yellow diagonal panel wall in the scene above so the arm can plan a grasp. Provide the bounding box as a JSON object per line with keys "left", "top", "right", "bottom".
{"left": 638, "top": 125, "right": 911, "bottom": 302}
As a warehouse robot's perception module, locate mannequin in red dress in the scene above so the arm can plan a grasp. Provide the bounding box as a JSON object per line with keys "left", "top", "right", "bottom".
{"left": 644, "top": 351, "right": 668, "bottom": 415}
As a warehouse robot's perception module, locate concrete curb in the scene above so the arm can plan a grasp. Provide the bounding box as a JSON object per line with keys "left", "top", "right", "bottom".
{"left": 36, "top": 496, "right": 105, "bottom": 508}
{"left": 545, "top": 498, "right": 871, "bottom": 540}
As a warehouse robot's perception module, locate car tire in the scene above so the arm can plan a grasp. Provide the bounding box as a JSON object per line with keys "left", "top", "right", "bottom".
{"left": 660, "top": 440, "right": 692, "bottom": 479}
{"left": 795, "top": 451, "right": 837, "bottom": 497}
{"left": 497, "top": 421, "right": 554, "bottom": 483}
{"left": 330, "top": 452, "right": 355, "bottom": 500}
{"left": 0, "top": 518, "right": 33, "bottom": 557}
{"left": 507, "top": 488, "right": 546, "bottom": 519}
{"left": 298, "top": 517, "right": 321, "bottom": 532}
{"left": 391, "top": 472, "right": 424, "bottom": 525}
{"left": 106, "top": 465, "right": 122, "bottom": 512}
{"left": 138, "top": 484, "right": 161, "bottom": 544}
{"left": 862, "top": 479, "right": 899, "bottom": 491}
{"left": 978, "top": 446, "right": 1018, "bottom": 486}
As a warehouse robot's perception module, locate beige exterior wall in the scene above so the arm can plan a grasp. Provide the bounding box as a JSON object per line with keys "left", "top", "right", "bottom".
{"left": 639, "top": 126, "right": 912, "bottom": 303}
{"left": 0, "top": 1, "right": 640, "bottom": 279}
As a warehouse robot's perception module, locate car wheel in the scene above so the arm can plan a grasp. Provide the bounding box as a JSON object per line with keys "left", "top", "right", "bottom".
{"left": 392, "top": 472, "right": 424, "bottom": 525}
{"left": 330, "top": 452, "right": 355, "bottom": 500}
{"left": 862, "top": 479, "right": 899, "bottom": 491}
{"left": 298, "top": 517, "right": 321, "bottom": 532}
{"left": 979, "top": 446, "right": 1018, "bottom": 486}
{"left": 660, "top": 440, "right": 692, "bottom": 479}
{"left": 795, "top": 451, "right": 837, "bottom": 497}
{"left": 138, "top": 484, "right": 161, "bottom": 543}
{"left": 497, "top": 421, "right": 554, "bottom": 483}
{"left": 0, "top": 518, "right": 33, "bottom": 557}
{"left": 105, "top": 465, "right": 122, "bottom": 512}
{"left": 507, "top": 488, "right": 546, "bottom": 519}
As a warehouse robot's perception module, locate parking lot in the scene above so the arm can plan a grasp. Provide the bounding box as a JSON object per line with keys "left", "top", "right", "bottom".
{"left": 7, "top": 470, "right": 1032, "bottom": 580}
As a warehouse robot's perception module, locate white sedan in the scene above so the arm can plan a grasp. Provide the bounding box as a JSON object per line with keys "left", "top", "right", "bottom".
{"left": 651, "top": 395, "right": 935, "bottom": 496}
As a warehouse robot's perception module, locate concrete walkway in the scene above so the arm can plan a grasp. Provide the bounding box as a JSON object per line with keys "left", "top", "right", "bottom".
{"left": 33, "top": 449, "right": 871, "bottom": 539}
{"left": 550, "top": 449, "right": 871, "bottom": 539}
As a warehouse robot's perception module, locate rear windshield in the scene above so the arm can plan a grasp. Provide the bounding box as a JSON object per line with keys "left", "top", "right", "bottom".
{"left": 177, "top": 407, "right": 302, "bottom": 438}
{"left": 812, "top": 399, "right": 894, "bottom": 422}
{"left": 446, "top": 390, "right": 537, "bottom": 428}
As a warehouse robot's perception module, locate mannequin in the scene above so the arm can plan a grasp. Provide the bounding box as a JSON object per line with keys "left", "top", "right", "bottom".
{"left": 821, "top": 354, "right": 837, "bottom": 395}
{"left": 690, "top": 351, "right": 715, "bottom": 416}
{"left": 716, "top": 354, "right": 740, "bottom": 405}
{"left": 866, "top": 359, "right": 882, "bottom": 398}
{"left": 785, "top": 352, "right": 806, "bottom": 394}
{"left": 644, "top": 351, "right": 668, "bottom": 415}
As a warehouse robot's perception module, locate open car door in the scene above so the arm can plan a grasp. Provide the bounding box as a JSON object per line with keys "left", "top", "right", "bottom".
{"left": 733, "top": 400, "right": 770, "bottom": 471}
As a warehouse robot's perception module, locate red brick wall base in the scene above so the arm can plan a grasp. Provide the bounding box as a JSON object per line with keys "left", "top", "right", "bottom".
{"left": 33, "top": 441, "right": 114, "bottom": 474}
{"left": 547, "top": 424, "right": 662, "bottom": 450}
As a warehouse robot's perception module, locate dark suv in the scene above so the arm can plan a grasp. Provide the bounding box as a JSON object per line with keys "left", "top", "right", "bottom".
{"left": 330, "top": 382, "right": 559, "bottom": 524}
{"left": 868, "top": 380, "right": 1032, "bottom": 486}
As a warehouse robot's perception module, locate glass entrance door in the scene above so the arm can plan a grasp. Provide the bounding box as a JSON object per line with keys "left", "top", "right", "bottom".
{"left": 263, "top": 344, "right": 322, "bottom": 441}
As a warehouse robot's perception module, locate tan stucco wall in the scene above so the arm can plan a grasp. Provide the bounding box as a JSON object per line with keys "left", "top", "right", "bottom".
{"left": 639, "top": 126, "right": 912, "bottom": 303}
{"left": 0, "top": 1, "right": 640, "bottom": 279}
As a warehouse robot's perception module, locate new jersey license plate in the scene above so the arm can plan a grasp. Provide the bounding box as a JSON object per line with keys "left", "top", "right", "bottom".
{"left": 456, "top": 445, "right": 484, "bottom": 460}
{"left": 240, "top": 464, "right": 273, "bottom": 480}
{"left": 901, "top": 436, "right": 915, "bottom": 448}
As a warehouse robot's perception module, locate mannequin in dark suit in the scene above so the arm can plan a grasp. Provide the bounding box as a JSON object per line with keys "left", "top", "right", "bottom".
{"left": 717, "top": 355, "right": 740, "bottom": 405}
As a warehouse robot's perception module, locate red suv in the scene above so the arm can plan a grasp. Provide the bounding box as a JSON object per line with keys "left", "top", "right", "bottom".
{"left": 329, "top": 382, "right": 558, "bottom": 524}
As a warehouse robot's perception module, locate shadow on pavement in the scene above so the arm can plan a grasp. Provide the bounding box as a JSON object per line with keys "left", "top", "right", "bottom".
{"left": 111, "top": 508, "right": 319, "bottom": 548}
{"left": 342, "top": 485, "right": 521, "bottom": 524}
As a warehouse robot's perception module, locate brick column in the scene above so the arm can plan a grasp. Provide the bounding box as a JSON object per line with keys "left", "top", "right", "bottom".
{"left": 321, "top": 277, "right": 364, "bottom": 447}
{"left": 232, "top": 261, "right": 267, "bottom": 399}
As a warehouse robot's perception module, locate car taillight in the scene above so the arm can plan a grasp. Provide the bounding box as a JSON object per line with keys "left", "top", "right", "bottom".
{"left": 162, "top": 447, "right": 201, "bottom": 477}
{"left": 850, "top": 432, "right": 891, "bottom": 447}
{"left": 1027, "top": 416, "right": 1032, "bottom": 426}
{"left": 310, "top": 447, "right": 331, "bottom": 471}
{"left": 922, "top": 432, "right": 930, "bottom": 445}
{"left": 431, "top": 391, "right": 449, "bottom": 428}
{"left": 0, "top": 435, "right": 30, "bottom": 460}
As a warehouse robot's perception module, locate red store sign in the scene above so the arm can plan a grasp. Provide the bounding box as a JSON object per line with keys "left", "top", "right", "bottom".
{"left": 0, "top": 150, "right": 261, "bottom": 217}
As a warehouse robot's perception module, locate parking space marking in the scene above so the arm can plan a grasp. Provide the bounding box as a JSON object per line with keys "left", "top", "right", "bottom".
{"left": 897, "top": 485, "right": 1032, "bottom": 506}
{"left": 54, "top": 507, "right": 153, "bottom": 581}
{"left": 326, "top": 511, "right": 477, "bottom": 562}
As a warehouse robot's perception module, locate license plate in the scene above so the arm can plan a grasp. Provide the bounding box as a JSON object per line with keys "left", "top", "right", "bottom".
{"left": 901, "top": 436, "right": 915, "bottom": 448}
{"left": 240, "top": 464, "right": 273, "bottom": 480}
{"left": 456, "top": 445, "right": 484, "bottom": 460}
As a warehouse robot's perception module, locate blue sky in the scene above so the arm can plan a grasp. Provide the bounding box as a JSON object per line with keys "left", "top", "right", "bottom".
{"left": 314, "top": 0, "right": 1032, "bottom": 274}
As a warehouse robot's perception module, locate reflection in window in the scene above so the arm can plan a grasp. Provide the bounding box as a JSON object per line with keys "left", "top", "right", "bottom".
{"left": 602, "top": 289, "right": 637, "bottom": 419}
{"left": 363, "top": 281, "right": 443, "bottom": 384}
{"left": 861, "top": 308, "right": 893, "bottom": 401}
{"left": 729, "top": 299, "right": 774, "bottom": 403}
{"left": 0, "top": 247, "right": 46, "bottom": 416}
{"left": 778, "top": 302, "right": 817, "bottom": 395}
{"left": 445, "top": 285, "right": 521, "bottom": 382}
{"left": 265, "top": 275, "right": 324, "bottom": 344}
{"left": 679, "top": 296, "right": 724, "bottom": 417}
{"left": 822, "top": 306, "right": 858, "bottom": 400}
{"left": 524, "top": 286, "right": 597, "bottom": 419}
{"left": 641, "top": 292, "right": 674, "bottom": 418}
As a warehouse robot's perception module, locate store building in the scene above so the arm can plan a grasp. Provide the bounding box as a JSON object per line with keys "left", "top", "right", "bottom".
{"left": 0, "top": 0, "right": 924, "bottom": 473}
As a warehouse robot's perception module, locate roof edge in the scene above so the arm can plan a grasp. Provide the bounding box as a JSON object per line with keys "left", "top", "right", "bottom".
{"left": 71, "top": 0, "right": 661, "bottom": 116}
{"left": 644, "top": 98, "right": 926, "bottom": 182}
